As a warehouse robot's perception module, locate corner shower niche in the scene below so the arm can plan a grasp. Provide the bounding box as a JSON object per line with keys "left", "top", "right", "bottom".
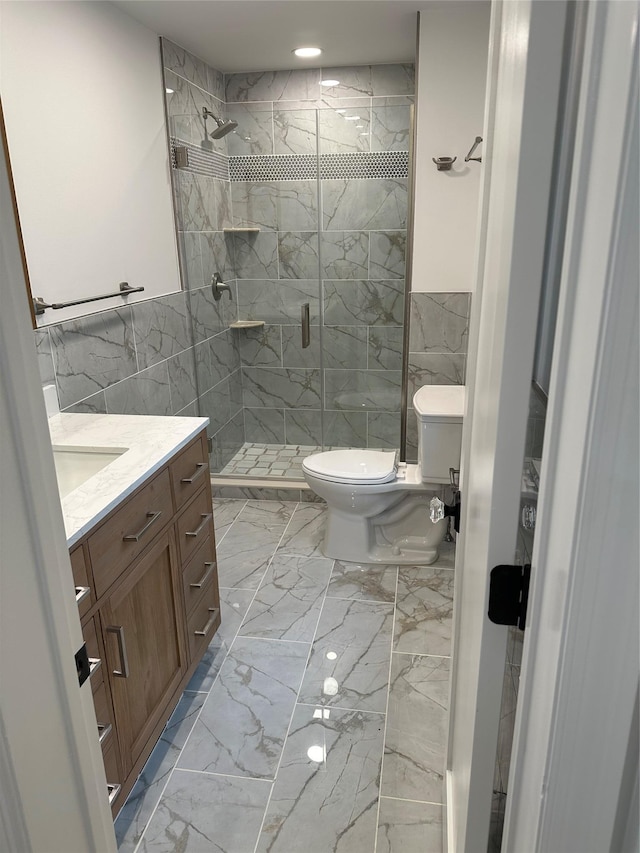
{"left": 162, "top": 39, "right": 414, "bottom": 481}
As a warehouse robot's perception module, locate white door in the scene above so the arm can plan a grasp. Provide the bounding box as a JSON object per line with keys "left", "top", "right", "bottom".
{"left": 0, "top": 111, "right": 117, "bottom": 850}
{"left": 447, "top": 1, "right": 639, "bottom": 851}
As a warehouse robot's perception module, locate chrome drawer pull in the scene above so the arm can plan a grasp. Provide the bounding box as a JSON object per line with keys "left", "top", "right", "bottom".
{"left": 185, "top": 513, "right": 212, "bottom": 538}
{"left": 194, "top": 607, "right": 219, "bottom": 636}
{"left": 180, "top": 462, "right": 208, "bottom": 484}
{"left": 88, "top": 658, "right": 101, "bottom": 678}
{"left": 122, "top": 510, "right": 162, "bottom": 542}
{"left": 190, "top": 562, "right": 215, "bottom": 590}
{"left": 107, "top": 783, "right": 121, "bottom": 805}
{"left": 107, "top": 625, "right": 130, "bottom": 678}
{"left": 75, "top": 586, "right": 90, "bottom": 605}
{"left": 97, "top": 722, "right": 112, "bottom": 745}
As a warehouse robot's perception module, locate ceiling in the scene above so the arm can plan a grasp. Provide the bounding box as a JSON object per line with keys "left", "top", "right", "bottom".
{"left": 114, "top": 1, "right": 435, "bottom": 73}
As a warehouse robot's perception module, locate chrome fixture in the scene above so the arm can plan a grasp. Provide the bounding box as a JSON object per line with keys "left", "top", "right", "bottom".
{"left": 301, "top": 302, "right": 310, "bottom": 349}
{"left": 432, "top": 156, "right": 457, "bottom": 171}
{"left": 465, "top": 136, "right": 483, "bottom": 162}
{"left": 212, "top": 272, "right": 232, "bottom": 301}
{"left": 33, "top": 281, "right": 144, "bottom": 315}
{"left": 202, "top": 107, "right": 238, "bottom": 139}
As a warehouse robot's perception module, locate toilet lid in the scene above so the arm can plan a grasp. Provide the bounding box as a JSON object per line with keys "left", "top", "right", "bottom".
{"left": 302, "top": 449, "right": 398, "bottom": 484}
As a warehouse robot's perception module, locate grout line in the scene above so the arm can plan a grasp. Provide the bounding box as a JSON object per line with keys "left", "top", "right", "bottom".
{"left": 295, "top": 701, "right": 386, "bottom": 716}
{"left": 212, "top": 499, "right": 248, "bottom": 546}
{"left": 173, "top": 767, "right": 273, "bottom": 784}
{"left": 380, "top": 794, "right": 446, "bottom": 807}
{"left": 374, "top": 564, "right": 399, "bottom": 853}
{"left": 323, "top": 593, "right": 395, "bottom": 604}
{"left": 236, "top": 635, "right": 311, "bottom": 645}
{"left": 392, "top": 650, "right": 452, "bottom": 660}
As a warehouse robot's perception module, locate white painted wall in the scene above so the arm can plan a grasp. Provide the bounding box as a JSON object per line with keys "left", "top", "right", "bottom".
{"left": 412, "top": 1, "right": 490, "bottom": 293}
{"left": 0, "top": 1, "right": 180, "bottom": 325}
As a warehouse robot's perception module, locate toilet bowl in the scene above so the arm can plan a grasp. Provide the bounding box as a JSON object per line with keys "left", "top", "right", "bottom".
{"left": 302, "top": 385, "right": 465, "bottom": 564}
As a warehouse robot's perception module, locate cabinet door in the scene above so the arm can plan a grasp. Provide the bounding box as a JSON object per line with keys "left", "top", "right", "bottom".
{"left": 100, "top": 530, "right": 186, "bottom": 776}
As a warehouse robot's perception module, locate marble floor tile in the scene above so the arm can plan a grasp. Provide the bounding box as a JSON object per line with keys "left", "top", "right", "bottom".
{"left": 185, "top": 588, "right": 256, "bottom": 693}
{"left": 239, "top": 554, "right": 333, "bottom": 642}
{"left": 327, "top": 560, "right": 398, "bottom": 603}
{"left": 115, "top": 692, "right": 206, "bottom": 853}
{"left": 212, "top": 498, "right": 247, "bottom": 544}
{"left": 256, "top": 705, "right": 384, "bottom": 853}
{"left": 178, "top": 637, "right": 308, "bottom": 779}
{"left": 216, "top": 500, "right": 297, "bottom": 588}
{"left": 138, "top": 769, "right": 271, "bottom": 853}
{"left": 298, "top": 598, "right": 394, "bottom": 712}
{"left": 394, "top": 567, "right": 454, "bottom": 656}
{"left": 277, "top": 503, "right": 326, "bottom": 557}
{"left": 382, "top": 654, "right": 450, "bottom": 804}
{"left": 376, "top": 798, "right": 444, "bottom": 853}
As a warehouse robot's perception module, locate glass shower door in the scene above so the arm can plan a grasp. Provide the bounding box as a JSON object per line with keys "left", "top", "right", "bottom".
{"left": 318, "top": 102, "right": 411, "bottom": 453}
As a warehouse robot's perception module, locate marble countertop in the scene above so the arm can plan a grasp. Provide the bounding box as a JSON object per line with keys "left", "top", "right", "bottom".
{"left": 48, "top": 413, "right": 209, "bottom": 548}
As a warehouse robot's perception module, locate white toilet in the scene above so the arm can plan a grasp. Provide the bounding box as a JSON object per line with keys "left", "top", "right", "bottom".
{"left": 302, "top": 385, "right": 465, "bottom": 565}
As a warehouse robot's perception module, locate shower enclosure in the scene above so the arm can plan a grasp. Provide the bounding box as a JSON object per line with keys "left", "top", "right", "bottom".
{"left": 162, "top": 44, "right": 414, "bottom": 482}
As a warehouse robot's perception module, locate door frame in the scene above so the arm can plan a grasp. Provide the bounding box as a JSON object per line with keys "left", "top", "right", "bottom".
{"left": 446, "top": 0, "right": 570, "bottom": 848}
{"left": 0, "top": 108, "right": 117, "bottom": 850}
{"left": 448, "top": 0, "right": 639, "bottom": 850}
{"left": 503, "top": 1, "right": 639, "bottom": 849}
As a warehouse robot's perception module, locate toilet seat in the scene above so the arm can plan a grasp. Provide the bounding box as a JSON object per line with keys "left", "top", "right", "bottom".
{"left": 302, "top": 449, "right": 397, "bottom": 485}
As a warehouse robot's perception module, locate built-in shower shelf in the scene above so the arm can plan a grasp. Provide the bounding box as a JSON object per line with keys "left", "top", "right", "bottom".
{"left": 229, "top": 320, "right": 265, "bottom": 329}
{"left": 223, "top": 227, "right": 261, "bottom": 234}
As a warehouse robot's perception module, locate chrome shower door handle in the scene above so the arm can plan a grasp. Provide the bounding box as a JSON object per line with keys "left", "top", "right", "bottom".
{"left": 301, "top": 303, "right": 310, "bottom": 349}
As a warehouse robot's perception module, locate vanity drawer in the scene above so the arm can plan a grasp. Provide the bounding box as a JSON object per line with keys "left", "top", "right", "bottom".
{"left": 170, "top": 433, "right": 209, "bottom": 511}
{"left": 182, "top": 537, "right": 217, "bottom": 617}
{"left": 176, "top": 488, "right": 214, "bottom": 566}
{"left": 82, "top": 616, "right": 103, "bottom": 690}
{"left": 93, "top": 680, "right": 114, "bottom": 748}
{"left": 186, "top": 581, "right": 220, "bottom": 663}
{"left": 70, "top": 545, "right": 92, "bottom": 619}
{"left": 102, "top": 737, "right": 123, "bottom": 817}
{"left": 88, "top": 469, "right": 173, "bottom": 598}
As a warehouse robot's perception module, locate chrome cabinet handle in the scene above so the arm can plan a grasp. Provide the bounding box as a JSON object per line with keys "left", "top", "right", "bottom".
{"left": 122, "top": 511, "right": 162, "bottom": 542}
{"left": 301, "top": 302, "right": 310, "bottom": 349}
{"left": 185, "top": 513, "right": 213, "bottom": 538}
{"left": 180, "top": 462, "right": 208, "bottom": 484}
{"left": 107, "top": 783, "right": 121, "bottom": 805}
{"left": 97, "top": 722, "right": 112, "bottom": 745}
{"left": 194, "top": 608, "right": 219, "bottom": 636}
{"left": 107, "top": 626, "right": 130, "bottom": 678}
{"left": 75, "top": 586, "right": 90, "bottom": 605}
{"left": 190, "top": 562, "right": 215, "bottom": 590}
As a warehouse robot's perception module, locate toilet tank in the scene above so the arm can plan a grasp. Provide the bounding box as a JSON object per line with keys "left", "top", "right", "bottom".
{"left": 413, "top": 385, "right": 465, "bottom": 483}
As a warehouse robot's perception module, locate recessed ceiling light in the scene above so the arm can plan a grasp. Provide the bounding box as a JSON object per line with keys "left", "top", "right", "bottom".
{"left": 355, "top": 124, "right": 364, "bottom": 128}
{"left": 293, "top": 47, "right": 322, "bottom": 58}
{"left": 336, "top": 109, "right": 347, "bottom": 114}
{"left": 360, "top": 132, "right": 369, "bottom": 136}
{"left": 321, "top": 79, "right": 340, "bottom": 87}
{"left": 165, "top": 88, "right": 174, "bottom": 94}
{"left": 344, "top": 115, "right": 361, "bottom": 121}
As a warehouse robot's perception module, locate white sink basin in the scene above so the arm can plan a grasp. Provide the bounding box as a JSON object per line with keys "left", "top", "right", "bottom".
{"left": 52, "top": 445, "right": 128, "bottom": 498}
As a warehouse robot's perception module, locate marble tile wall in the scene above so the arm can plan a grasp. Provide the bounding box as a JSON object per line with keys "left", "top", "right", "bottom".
{"left": 164, "top": 39, "right": 245, "bottom": 470}
{"left": 225, "top": 65, "right": 414, "bottom": 450}
{"left": 405, "top": 292, "right": 472, "bottom": 461}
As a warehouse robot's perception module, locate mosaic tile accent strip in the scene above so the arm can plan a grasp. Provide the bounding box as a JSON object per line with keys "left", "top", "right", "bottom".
{"left": 170, "top": 137, "right": 230, "bottom": 180}
{"left": 229, "top": 151, "right": 409, "bottom": 182}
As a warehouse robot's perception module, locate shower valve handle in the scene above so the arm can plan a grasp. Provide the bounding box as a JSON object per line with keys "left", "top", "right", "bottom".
{"left": 212, "top": 272, "right": 232, "bottom": 301}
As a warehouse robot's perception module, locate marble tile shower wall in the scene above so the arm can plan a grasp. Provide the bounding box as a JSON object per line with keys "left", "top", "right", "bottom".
{"left": 405, "top": 292, "right": 472, "bottom": 461}
{"left": 225, "top": 65, "right": 414, "bottom": 449}
{"left": 33, "top": 293, "right": 199, "bottom": 419}
{"left": 163, "top": 40, "right": 246, "bottom": 470}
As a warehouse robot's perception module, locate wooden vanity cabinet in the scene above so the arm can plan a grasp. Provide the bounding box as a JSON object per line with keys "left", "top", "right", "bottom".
{"left": 71, "top": 428, "right": 219, "bottom": 817}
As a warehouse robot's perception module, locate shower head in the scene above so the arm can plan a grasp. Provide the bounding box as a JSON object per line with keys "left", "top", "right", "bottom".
{"left": 202, "top": 107, "right": 239, "bottom": 139}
